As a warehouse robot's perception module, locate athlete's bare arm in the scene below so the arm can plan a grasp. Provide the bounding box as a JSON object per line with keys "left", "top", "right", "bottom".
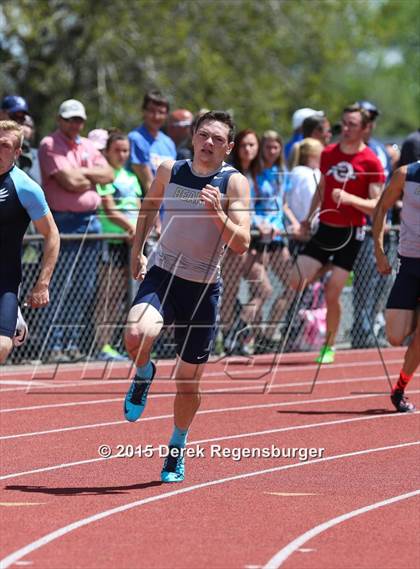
{"left": 372, "top": 166, "right": 406, "bottom": 275}
{"left": 200, "top": 172, "right": 251, "bottom": 254}
{"left": 130, "top": 160, "right": 173, "bottom": 280}
{"left": 27, "top": 212, "right": 60, "bottom": 307}
{"left": 331, "top": 182, "right": 383, "bottom": 216}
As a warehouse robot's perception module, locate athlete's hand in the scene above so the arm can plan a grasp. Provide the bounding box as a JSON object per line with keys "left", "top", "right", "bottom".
{"left": 131, "top": 252, "right": 148, "bottom": 281}
{"left": 375, "top": 250, "right": 392, "bottom": 275}
{"left": 332, "top": 188, "right": 351, "bottom": 206}
{"left": 13, "top": 306, "right": 29, "bottom": 347}
{"left": 26, "top": 284, "right": 50, "bottom": 308}
{"left": 200, "top": 185, "right": 222, "bottom": 211}
{"left": 299, "top": 219, "right": 311, "bottom": 240}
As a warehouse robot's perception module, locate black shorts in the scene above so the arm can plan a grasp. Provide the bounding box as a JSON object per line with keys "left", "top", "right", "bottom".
{"left": 386, "top": 256, "right": 420, "bottom": 310}
{"left": 132, "top": 266, "right": 220, "bottom": 364}
{"left": 300, "top": 222, "right": 365, "bottom": 272}
{"left": 0, "top": 286, "right": 19, "bottom": 338}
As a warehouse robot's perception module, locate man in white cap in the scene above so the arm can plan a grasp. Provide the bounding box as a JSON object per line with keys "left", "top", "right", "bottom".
{"left": 38, "top": 99, "right": 114, "bottom": 362}
{"left": 285, "top": 107, "right": 324, "bottom": 161}
{"left": 167, "top": 108, "right": 194, "bottom": 159}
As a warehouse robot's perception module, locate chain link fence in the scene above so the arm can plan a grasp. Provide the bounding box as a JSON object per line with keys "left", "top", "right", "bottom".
{"left": 10, "top": 228, "right": 399, "bottom": 365}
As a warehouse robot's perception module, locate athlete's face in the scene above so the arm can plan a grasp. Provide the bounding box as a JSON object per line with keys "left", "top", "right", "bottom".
{"left": 58, "top": 116, "right": 85, "bottom": 140}
{"left": 238, "top": 133, "right": 259, "bottom": 167}
{"left": 192, "top": 120, "right": 233, "bottom": 167}
{"left": 0, "top": 130, "right": 21, "bottom": 174}
{"left": 106, "top": 139, "right": 130, "bottom": 169}
{"left": 341, "top": 112, "right": 368, "bottom": 144}
{"left": 143, "top": 102, "right": 168, "bottom": 133}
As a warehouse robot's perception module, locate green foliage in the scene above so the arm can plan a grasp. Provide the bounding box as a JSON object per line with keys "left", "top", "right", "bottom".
{"left": 1, "top": 0, "right": 418, "bottom": 140}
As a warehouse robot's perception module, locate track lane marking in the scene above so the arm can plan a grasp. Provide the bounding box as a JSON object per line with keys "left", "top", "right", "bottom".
{"left": 2, "top": 390, "right": 419, "bottom": 442}
{"left": 3, "top": 372, "right": 419, "bottom": 414}
{"left": 264, "top": 493, "right": 317, "bottom": 497}
{"left": 262, "top": 490, "right": 420, "bottom": 568}
{"left": 2, "top": 389, "right": 419, "bottom": 442}
{"left": 0, "top": 357, "right": 407, "bottom": 393}
{"left": 1, "top": 408, "right": 419, "bottom": 481}
{"left": 1, "top": 441, "right": 418, "bottom": 569}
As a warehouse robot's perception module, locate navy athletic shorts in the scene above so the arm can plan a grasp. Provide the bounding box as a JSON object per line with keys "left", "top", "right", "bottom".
{"left": 132, "top": 266, "right": 220, "bottom": 364}
{"left": 386, "top": 256, "right": 420, "bottom": 310}
{"left": 300, "top": 222, "right": 365, "bottom": 272}
{"left": 0, "top": 286, "right": 19, "bottom": 338}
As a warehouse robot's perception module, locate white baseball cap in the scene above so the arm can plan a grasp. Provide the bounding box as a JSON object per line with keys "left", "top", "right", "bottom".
{"left": 292, "top": 108, "right": 324, "bottom": 130}
{"left": 58, "top": 99, "right": 87, "bottom": 120}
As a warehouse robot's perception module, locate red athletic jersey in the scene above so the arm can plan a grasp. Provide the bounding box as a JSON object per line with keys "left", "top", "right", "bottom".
{"left": 320, "top": 143, "right": 385, "bottom": 227}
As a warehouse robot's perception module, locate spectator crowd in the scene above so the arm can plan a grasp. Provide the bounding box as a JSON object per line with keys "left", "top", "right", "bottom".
{"left": 1, "top": 91, "right": 419, "bottom": 363}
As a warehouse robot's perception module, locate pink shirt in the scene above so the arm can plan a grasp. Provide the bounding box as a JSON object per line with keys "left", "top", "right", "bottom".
{"left": 38, "top": 130, "right": 108, "bottom": 212}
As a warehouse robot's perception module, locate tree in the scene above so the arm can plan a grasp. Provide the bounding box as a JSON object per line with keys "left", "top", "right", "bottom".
{"left": 1, "top": 0, "right": 418, "bottom": 139}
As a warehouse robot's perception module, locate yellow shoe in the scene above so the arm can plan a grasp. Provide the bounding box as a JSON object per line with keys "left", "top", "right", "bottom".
{"left": 315, "top": 345, "right": 335, "bottom": 364}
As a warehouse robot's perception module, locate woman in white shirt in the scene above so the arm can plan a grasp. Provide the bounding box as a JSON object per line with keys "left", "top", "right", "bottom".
{"left": 287, "top": 137, "right": 323, "bottom": 225}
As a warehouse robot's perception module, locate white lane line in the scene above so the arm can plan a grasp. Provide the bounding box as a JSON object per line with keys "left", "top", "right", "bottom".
{"left": 0, "top": 441, "right": 418, "bottom": 569}
{"left": 262, "top": 490, "right": 420, "bottom": 568}
{"left": 0, "top": 347, "right": 405, "bottom": 378}
{"left": 0, "top": 381, "right": 53, "bottom": 387}
{"left": 0, "top": 357, "right": 406, "bottom": 393}
{"left": 1, "top": 408, "right": 419, "bottom": 482}
{"left": 3, "top": 390, "right": 420, "bottom": 442}
{"left": 2, "top": 372, "right": 412, "bottom": 414}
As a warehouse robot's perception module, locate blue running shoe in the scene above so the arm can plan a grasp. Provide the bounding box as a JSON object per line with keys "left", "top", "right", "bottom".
{"left": 161, "top": 446, "right": 185, "bottom": 483}
{"left": 124, "top": 362, "right": 156, "bottom": 422}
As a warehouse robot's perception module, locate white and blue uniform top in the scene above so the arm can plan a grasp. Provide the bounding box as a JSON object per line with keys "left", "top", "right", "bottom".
{"left": 400, "top": 161, "right": 420, "bottom": 258}
{"left": 151, "top": 159, "right": 239, "bottom": 283}
{"left": 0, "top": 165, "right": 49, "bottom": 289}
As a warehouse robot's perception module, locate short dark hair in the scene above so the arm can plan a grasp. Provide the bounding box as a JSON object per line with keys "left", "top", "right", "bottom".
{"left": 142, "top": 90, "right": 170, "bottom": 112}
{"left": 342, "top": 104, "right": 371, "bottom": 127}
{"left": 194, "top": 110, "right": 235, "bottom": 143}
{"left": 106, "top": 129, "right": 128, "bottom": 151}
{"left": 302, "top": 115, "right": 326, "bottom": 138}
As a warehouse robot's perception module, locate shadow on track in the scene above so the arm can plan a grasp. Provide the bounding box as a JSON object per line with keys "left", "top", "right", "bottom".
{"left": 277, "top": 408, "right": 393, "bottom": 416}
{"left": 5, "top": 480, "right": 163, "bottom": 496}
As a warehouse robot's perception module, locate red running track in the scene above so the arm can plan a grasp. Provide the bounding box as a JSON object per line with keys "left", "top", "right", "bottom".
{"left": 0, "top": 347, "right": 419, "bottom": 569}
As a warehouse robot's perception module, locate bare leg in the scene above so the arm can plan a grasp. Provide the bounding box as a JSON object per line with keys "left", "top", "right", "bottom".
{"left": 403, "top": 315, "right": 420, "bottom": 376}
{"left": 220, "top": 250, "right": 246, "bottom": 326}
{"left": 265, "top": 246, "right": 293, "bottom": 339}
{"left": 289, "top": 254, "right": 323, "bottom": 292}
{"left": 324, "top": 267, "right": 349, "bottom": 346}
{"left": 241, "top": 250, "right": 272, "bottom": 324}
{"left": 0, "top": 336, "right": 13, "bottom": 364}
{"left": 386, "top": 308, "right": 419, "bottom": 375}
{"left": 173, "top": 358, "right": 206, "bottom": 430}
{"left": 124, "top": 302, "right": 163, "bottom": 366}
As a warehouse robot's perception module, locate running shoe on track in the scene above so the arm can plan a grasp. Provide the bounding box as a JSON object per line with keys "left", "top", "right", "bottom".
{"left": 124, "top": 362, "right": 156, "bottom": 422}
{"left": 315, "top": 345, "right": 335, "bottom": 364}
{"left": 390, "top": 389, "right": 416, "bottom": 413}
{"left": 161, "top": 446, "right": 185, "bottom": 483}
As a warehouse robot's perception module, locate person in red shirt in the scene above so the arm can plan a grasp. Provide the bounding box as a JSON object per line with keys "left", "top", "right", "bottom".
{"left": 289, "top": 104, "right": 385, "bottom": 363}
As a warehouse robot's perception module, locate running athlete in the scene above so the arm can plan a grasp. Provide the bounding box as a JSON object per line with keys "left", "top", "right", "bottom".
{"left": 0, "top": 120, "right": 59, "bottom": 364}
{"left": 373, "top": 161, "right": 420, "bottom": 412}
{"left": 289, "top": 104, "right": 385, "bottom": 363}
{"left": 123, "top": 111, "right": 250, "bottom": 482}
